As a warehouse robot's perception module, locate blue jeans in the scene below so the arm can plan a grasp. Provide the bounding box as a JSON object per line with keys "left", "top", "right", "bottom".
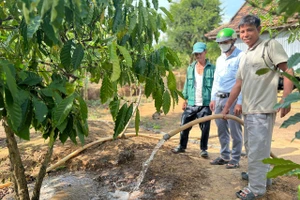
{"left": 179, "top": 106, "right": 212, "bottom": 151}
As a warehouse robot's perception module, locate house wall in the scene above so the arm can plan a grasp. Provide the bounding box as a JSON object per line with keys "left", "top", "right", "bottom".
{"left": 235, "top": 31, "right": 300, "bottom": 69}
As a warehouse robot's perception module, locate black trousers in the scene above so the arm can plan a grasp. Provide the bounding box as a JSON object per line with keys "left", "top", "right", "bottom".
{"left": 179, "top": 106, "right": 211, "bottom": 151}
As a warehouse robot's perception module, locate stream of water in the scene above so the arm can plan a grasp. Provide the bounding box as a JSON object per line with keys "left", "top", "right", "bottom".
{"left": 132, "top": 138, "right": 166, "bottom": 191}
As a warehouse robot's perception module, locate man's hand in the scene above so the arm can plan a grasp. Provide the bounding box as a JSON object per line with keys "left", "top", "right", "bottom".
{"left": 234, "top": 104, "right": 242, "bottom": 116}
{"left": 221, "top": 107, "right": 229, "bottom": 119}
{"left": 209, "top": 101, "right": 215, "bottom": 112}
{"left": 182, "top": 101, "right": 187, "bottom": 110}
{"left": 278, "top": 98, "right": 291, "bottom": 118}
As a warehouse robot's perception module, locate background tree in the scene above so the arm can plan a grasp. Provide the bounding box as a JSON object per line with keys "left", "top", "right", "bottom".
{"left": 0, "top": 0, "right": 180, "bottom": 199}
{"left": 161, "top": 0, "right": 222, "bottom": 66}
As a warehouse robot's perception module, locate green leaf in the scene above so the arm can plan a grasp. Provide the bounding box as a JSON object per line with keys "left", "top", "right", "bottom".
{"left": 152, "top": 0, "right": 158, "bottom": 9}
{"left": 124, "top": 103, "right": 133, "bottom": 126}
{"left": 60, "top": 40, "right": 72, "bottom": 69}
{"left": 135, "top": 108, "right": 140, "bottom": 135}
{"left": 113, "top": 103, "right": 128, "bottom": 138}
{"left": 170, "top": 90, "right": 179, "bottom": 109}
{"left": 117, "top": 45, "right": 132, "bottom": 67}
{"left": 166, "top": 48, "right": 180, "bottom": 66}
{"left": 72, "top": 43, "right": 84, "bottom": 70}
{"left": 42, "top": 14, "right": 59, "bottom": 45}
{"left": 100, "top": 75, "right": 114, "bottom": 104}
{"left": 19, "top": 72, "right": 42, "bottom": 86}
{"left": 141, "top": 7, "right": 148, "bottom": 25}
{"left": 75, "top": 120, "right": 85, "bottom": 145}
{"left": 167, "top": 70, "right": 177, "bottom": 91}
{"left": 4, "top": 89, "right": 22, "bottom": 135}
{"left": 33, "top": 97, "right": 48, "bottom": 123}
{"left": 134, "top": 58, "right": 147, "bottom": 79}
{"left": 162, "top": 90, "right": 171, "bottom": 114}
{"left": 2, "top": 60, "right": 19, "bottom": 100}
{"left": 287, "top": 53, "right": 300, "bottom": 69}
{"left": 280, "top": 113, "right": 300, "bottom": 128}
{"left": 53, "top": 94, "right": 74, "bottom": 127}
{"left": 50, "top": 0, "right": 64, "bottom": 31}
{"left": 153, "top": 87, "right": 163, "bottom": 112}
{"left": 85, "top": 2, "right": 94, "bottom": 25}
{"left": 277, "top": 0, "right": 300, "bottom": 18}
{"left": 59, "top": 129, "right": 69, "bottom": 144}
{"left": 27, "top": 16, "right": 42, "bottom": 39}
{"left": 144, "top": 78, "right": 153, "bottom": 97}
{"left": 17, "top": 116, "right": 31, "bottom": 141}
{"left": 41, "top": 0, "right": 52, "bottom": 17}
{"left": 77, "top": 95, "right": 88, "bottom": 120}
{"left": 274, "top": 92, "right": 300, "bottom": 109}
{"left": 294, "top": 130, "right": 300, "bottom": 141}
{"left": 263, "top": 158, "right": 300, "bottom": 178}
{"left": 159, "top": 7, "right": 173, "bottom": 22}
{"left": 256, "top": 68, "right": 270, "bottom": 75}
{"left": 59, "top": 118, "right": 73, "bottom": 143}
{"left": 109, "top": 98, "right": 120, "bottom": 121}
{"left": 69, "top": 129, "right": 77, "bottom": 145}
{"left": 112, "top": 0, "right": 123, "bottom": 33}
{"left": 262, "top": 0, "right": 273, "bottom": 6}
{"left": 109, "top": 42, "right": 121, "bottom": 82}
{"left": 57, "top": 117, "right": 68, "bottom": 133}
{"left": 128, "top": 14, "right": 137, "bottom": 34}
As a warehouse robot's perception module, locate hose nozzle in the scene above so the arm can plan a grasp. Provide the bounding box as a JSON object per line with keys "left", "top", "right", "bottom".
{"left": 163, "top": 134, "right": 171, "bottom": 141}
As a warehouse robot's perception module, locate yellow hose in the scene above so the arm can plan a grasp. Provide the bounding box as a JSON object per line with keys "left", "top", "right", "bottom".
{"left": 0, "top": 114, "right": 276, "bottom": 189}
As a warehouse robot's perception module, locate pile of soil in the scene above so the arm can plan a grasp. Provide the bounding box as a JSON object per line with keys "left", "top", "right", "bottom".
{"left": 0, "top": 99, "right": 300, "bottom": 200}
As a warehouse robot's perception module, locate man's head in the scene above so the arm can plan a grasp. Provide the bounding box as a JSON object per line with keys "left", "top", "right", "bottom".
{"left": 192, "top": 42, "right": 207, "bottom": 62}
{"left": 238, "top": 15, "right": 261, "bottom": 48}
{"left": 216, "top": 28, "right": 237, "bottom": 53}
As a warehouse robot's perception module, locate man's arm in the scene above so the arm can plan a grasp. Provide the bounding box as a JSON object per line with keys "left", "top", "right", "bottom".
{"left": 221, "top": 79, "right": 242, "bottom": 117}
{"left": 277, "top": 62, "right": 294, "bottom": 118}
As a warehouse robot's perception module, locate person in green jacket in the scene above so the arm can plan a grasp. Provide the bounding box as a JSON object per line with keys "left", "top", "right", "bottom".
{"left": 172, "top": 42, "right": 215, "bottom": 158}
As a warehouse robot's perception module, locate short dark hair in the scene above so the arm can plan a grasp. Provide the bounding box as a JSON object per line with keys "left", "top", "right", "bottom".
{"left": 238, "top": 15, "right": 261, "bottom": 28}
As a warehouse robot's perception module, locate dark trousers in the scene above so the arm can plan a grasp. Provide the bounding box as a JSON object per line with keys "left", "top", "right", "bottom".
{"left": 179, "top": 106, "right": 211, "bottom": 151}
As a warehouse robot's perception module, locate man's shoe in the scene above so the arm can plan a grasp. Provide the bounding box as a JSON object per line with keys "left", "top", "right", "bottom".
{"left": 200, "top": 150, "right": 208, "bottom": 158}
{"left": 171, "top": 146, "right": 185, "bottom": 154}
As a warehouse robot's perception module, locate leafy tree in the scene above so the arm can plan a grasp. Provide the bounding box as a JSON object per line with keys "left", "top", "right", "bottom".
{"left": 0, "top": 0, "right": 181, "bottom": 199}
{"left": 246, "top": 0, "right": 300, "bottom": 197}
{"left": 162, "top": 0, "right": 222, "bottom": 63}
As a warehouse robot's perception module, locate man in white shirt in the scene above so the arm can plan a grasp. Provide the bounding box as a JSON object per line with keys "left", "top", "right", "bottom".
{"left": 209, "top": 28, "right": 243, "bottom": 169}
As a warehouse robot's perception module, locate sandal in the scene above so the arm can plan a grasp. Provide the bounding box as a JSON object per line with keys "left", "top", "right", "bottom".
{"left": 241, "top": 172, "right": 248, "bottom": 180}
{"left": 236, "top": 187, "right": 263, "bottom": 200}
{"left": 210, "top": 157, "right": 229, "bottom": 165}
{"left": 171, "top": 146, "right": 185, "bottom": 154}
{"left": 225, "top": 160, "right": 240, "bottom": 169}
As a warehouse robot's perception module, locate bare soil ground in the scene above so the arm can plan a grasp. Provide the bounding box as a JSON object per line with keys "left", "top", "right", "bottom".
{"left": 0, "top": 97, "right": 300, "bottom": 200}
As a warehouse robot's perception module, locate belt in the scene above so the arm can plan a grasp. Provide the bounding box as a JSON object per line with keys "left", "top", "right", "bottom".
{"left": 217, "top": 93, "right": 230, "bottom": 98}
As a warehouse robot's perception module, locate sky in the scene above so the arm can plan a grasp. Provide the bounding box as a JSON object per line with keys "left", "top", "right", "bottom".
{"left": 159, "top": 0, "right": 245, "bottom": 23}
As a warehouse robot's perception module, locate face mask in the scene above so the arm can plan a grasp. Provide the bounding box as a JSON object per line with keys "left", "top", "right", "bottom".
{"left": 219, "top": 43, "right": 232, "bottom": 53}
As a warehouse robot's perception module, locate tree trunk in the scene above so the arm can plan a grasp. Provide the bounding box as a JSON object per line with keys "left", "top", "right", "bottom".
{"left": 3, "top": 119, "right": 30, "bottom": 200}
{"left": 31, "top": 144, "right": 54, "bottom": 200}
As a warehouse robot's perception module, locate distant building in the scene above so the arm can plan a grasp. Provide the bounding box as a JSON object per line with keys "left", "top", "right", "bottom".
{"left": 205, "top": 2, "right": 300, "bottom": 70}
